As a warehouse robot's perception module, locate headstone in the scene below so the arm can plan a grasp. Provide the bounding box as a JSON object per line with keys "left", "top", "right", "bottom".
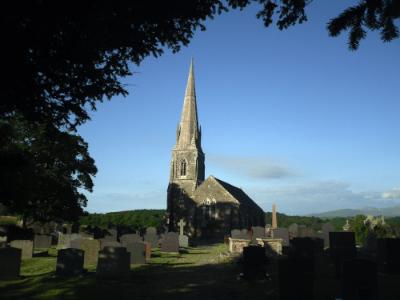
{"left": 144, "top": 227, "right": 159, "bottom": 248}
{"left": 34, "top": 234, "right": 52, "bottom": 249}
{"left": 178, "top": 235, "right": 189, "bottom": 248}
{"left": 228, "top": 237, "right": 251, "bottom": 254}
{"left": 252, "top": 226, "right": 266, "bottom": 239}
{"left": 144, "top": 241, "right": 151, "bottom": 261}
{"left": 56, "top": 248, "right": 84, "bottom": 276}
{"left": 231, "top": 229, "right": 242, "bottom": 239}
{"left": 0, "top": 247, "right": 21, "bottom": 279}
{"left": 81, "top": 239, "right": 101, "bottom": 267}
{"left": 79, "top": 232, "right": 94, "bottom": 239}
{"left": 298, "top": 227, "right": 315, "bottom": 238}
{"left": 57, "top": 233, "right": 80, "bottom": 249}
{"left": 329, "top": 232, "right": 356, "bottom": 278}
{"left": 278, "top": 257, "right": 314, "bottom": 300}
{"left": 10, "top": 240, "right": 33, "bottom": 259}
{"left": 125, "top": 242, "right": 146, "bottom": 265}
{"left": 97, "top": 247, "right": 130, "bottom": 278}
{"left": 103, "top": 228, "right": 118, "bottom": 241}
{"left": 288, "top": 223, "right": 299, "bottom": 238}
{"left": 341, "top": 259, "right": 378, "bottom": 300}
{"left": 364, "top": 232, "right": 378, "bottom": 253}
{"left": 99, "top": 239, "right": 122, "bottom": 250}
{"left": 271, "top": 228, "right": 289, "bottom": 246}
{"left": 259, "top": 238, "right": 283, "bottom": 257}
{"left": 322, "top": 223, "right": 334, "bottom": 248}
{"left": 178, "top": 219, "right": 186, "bottom": 236}
{"left": 242, "top": 245, "right": 267, "bottom": 279}
{"left": 0, "top": 235, "right": 7, "bottom": 243}
{"left": 377, "top": 238, "right": 400, "bottom": 274}
{"left": 160, "top": 232, "right": 179, "bottom": 253}
{"left": 291, "top": 237, "right": 323, "bottom": 260}
{"left": 119, "top": 233, "right": 142, "bottom": 246}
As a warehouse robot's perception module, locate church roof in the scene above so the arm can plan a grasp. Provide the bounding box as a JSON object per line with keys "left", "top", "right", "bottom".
{"left": 193, "top": 176, "right": 264, "bottom": 212}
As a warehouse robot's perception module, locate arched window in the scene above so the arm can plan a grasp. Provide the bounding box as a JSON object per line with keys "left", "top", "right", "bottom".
{"left": 180, "top": 160, "right": 187, "bottom": 176}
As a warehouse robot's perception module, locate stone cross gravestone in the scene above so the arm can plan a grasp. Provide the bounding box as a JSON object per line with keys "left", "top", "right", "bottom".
{"left": 125, "top": 242, "right": 146, "bottom": 265}
{"left": 120, "top": 233, "right": 142, "bottom": 246}
{"left": 0, "top": 247, "right": 21, "bottom": 279}
{"left": 322, "top": 223, "right": 334, "bottom": 248}
{"left": 271, "top": 228, "right": 289, "bottom": 246}
{"left": 34, "top": 234, "right": 52, "bottom": 249}
{"left": 81, "top": 239, "right": 101, "bottom": 267}
{"left": 178, "top": 219, "right": 186, "bottom": 236}
{"left": 144, "top": 227, "right": 159, "bottom": 248}
{"left": 10, "top": 240, "right": 33, "bottom": 259}
{"left": 56, "top": 248, "right": 84, "bottom": 276}
{"left": 97, "top": 247, "right": 130, "bottom": 278}
{"left": 160, "top": 232, "right": 179, "bottom": 253}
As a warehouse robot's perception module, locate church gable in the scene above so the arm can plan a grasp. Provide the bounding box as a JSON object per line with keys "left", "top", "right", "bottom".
{"left": 193, "top": 176, "right": 240, "bottom": 205}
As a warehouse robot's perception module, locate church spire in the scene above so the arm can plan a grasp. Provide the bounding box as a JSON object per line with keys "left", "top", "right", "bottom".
{"left": 176, "top": 59, "right": 200, "bottom": 149}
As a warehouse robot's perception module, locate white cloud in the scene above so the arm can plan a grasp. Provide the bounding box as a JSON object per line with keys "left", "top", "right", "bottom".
{"left": 382, "top": 187, "right": 400, "bottom": 199}
{"left": 207, "top": 153, "right": 294, "bottom": 179}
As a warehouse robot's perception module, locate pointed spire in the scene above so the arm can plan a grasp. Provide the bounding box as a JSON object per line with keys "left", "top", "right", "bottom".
{"left": 176, "top": 59, "right": 200, "bottom": 148}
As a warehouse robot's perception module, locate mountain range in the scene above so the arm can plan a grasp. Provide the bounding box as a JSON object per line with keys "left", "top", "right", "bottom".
{"left": 308, "top": 206, "right": 400, "bottom": 218}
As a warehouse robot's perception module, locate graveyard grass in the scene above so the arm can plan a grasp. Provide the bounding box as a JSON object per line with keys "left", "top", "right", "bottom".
{"left": 0, "top": 243, "right": 274, "bottom": 300}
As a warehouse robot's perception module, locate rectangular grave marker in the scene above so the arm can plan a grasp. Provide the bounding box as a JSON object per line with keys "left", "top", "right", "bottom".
{"left": 56, "top": 248, "right": 84, "bottom": 276}
{"left": 97, "top": 247, "right": 130, "bottom": 278}
{"left": 10, "top": 240, "right": 33, "bottom": 259}
{"left": 0, "top": 247, "right": 21, "bottom": 279}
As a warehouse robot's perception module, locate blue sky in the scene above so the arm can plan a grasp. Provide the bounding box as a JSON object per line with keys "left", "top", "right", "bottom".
{"left": 78, "top": 1, "right": 400, "bottom": 215}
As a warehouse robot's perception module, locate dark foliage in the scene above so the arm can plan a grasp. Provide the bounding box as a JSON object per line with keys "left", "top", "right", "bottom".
{"left": 327, "top": 0, "right": 400, "bottom": 50}
{"left": 0, "top": 116, "right": 97, "bottom": 227}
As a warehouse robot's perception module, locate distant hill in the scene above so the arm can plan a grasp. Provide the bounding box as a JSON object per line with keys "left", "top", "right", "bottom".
{"left": 309, "top": 206, "right": 400, "bottom": 218}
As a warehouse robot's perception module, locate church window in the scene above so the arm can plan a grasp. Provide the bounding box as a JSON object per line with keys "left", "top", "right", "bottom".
{"left": 180, "top": 160, "right": 187, "bottom": 176}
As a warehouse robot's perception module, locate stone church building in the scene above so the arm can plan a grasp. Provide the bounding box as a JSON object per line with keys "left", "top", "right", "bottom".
{"left": 167, "top": 61, "right": 265, "bottom": 237}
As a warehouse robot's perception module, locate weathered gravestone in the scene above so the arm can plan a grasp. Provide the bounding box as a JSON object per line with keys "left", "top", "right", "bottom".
{"left": 364, "top": 232, "right": 378, "bottom": 253}
{"left": 178, "top": 219, "right": 189, "bottom": 248}
{"left": 0, "top": 247, "right": 21, "bottom": 279}
{"left": 278, "top": 257, "right": 314, "bottom": 300}
{"left": 231, "top": 229, "right": 249, "bottom": 240}
{"left": 242, "top": 245, "right": 267, "bottom": 279}
{"left": 120, "top": 233, "right": 142, "bottom": 246}
{"left": 229, "top": 237, "right": 251, "bottom": 254}
{"left": 56, "top": 248, "right": 84, "bottom": 276}
{"left": 291, "top": 237, "right": 323, "bottom": 260}
{"left": 125, "top": 242, "right": 146, "bottom": 265}
{"left": 81, "top": 239, "right": 100, "bottom": 267}
{"left": 251, "top": 226, "right": 265, "bottom": 240}
{"left": 160, "top": 232, "right": 179, "bottom": 253}
{"left": 341, "top": 258, "right": 378, "bottom": 300}
{"left": 288, "top": 223, "right": 299, "bottom": 238}
{"left": 298, "top": 226, "right": 315, "bottom": 238}
{"left": 271, "top": 228, "right": 289, "bottom": 246}
{"left": 322, "top": 223, "right": 334, "bottom": 248}
{"left": 34, "top": 234, "right": 52, "bottom": 249}
{"left": 377, "top": 238, "right": 400, "bottom": 274}
{"left": 57, "top": 233, "right": 80, "bottom": 249}
{"left": 99, "top": 239, "right": 122, "bottom": 250}
{"left": 144, "top": 227, "right": 159, "bottom": 248}
{"left": 10, "top": 240, "right": 33, "bottom": 259}
{"left": 103, "top": 229, "right": 118, "bottom": 241}
{"left": 329, "top": 232, "right": 356, "bottom": 278}
{"left": 97, "top": 247, "right": 130, "bottom": 278}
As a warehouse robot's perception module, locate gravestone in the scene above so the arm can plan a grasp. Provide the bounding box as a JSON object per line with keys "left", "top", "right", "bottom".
{"left": 57, "top": 233, "right": 80, "bottom": 249}
{"left": 160, "top": 232, "right": 179, "bottom": 253}
{"left": 97, "top": 247, "right": 130, "bottom": 278}
{"left": 144, "top": 241, "right": 151, "bottom": 261}
{"left": 144, "top": 227, "right": 159, "bottom": 248}
{"left": 125, "top": 242, "right": 146, "bottom": 265}
{"left": 261, "top": 238, "right": 283, "bottom": 256}
{"left": 10, "top": 240, "right": 33, "bottom": 259}
{"left": 229, "top": 238, "right": 251, "bottom": 254}
{"left": 34, "top": 234, "right": 52, "bottom": 249}
{"left": 252, "top": 226, "right": 266, "bottom": 241}
{"left": 377, "top": 238, "right": 400, "bottom": 274}
{"left": 178, "top": 219, "right": 189, "bottom": 248}
{"left": 341, "top": 259, "right": 378, "bottom": 300}
{"left": 288, "top": 223, "right": 299, "bottom": 238}
{"left": 242, "top": 245, "right": 267, "bottom": 279}
{"left": 0, "top": 247, "right": 21, "bottom": 279}
{"left": 120, "top": 233, "right": 142, "bottom": 246}
{"left": 0, "top": 235, "right": 7, "bottom": 243}
{"left": 231, "top": 229, "right": 242, "bottom": 239}
{"left": 103, "top": 229, "right": 118, "bottom": 241}
{"left": 271, "top": 228, "right": 289, "bottom": 246}
{"left": 70, "top": 237, "right": 84, "bottom": 249}
{"left": 364, "top": 232, "right": 378, "bottom": 253}
{"left": 322, "top": 223, "right": 334, "bottom": 248}
{"left": 56, "top": 248, "right": 84, "bottom": 276}
{"left": 329, "top": 232, "right": 356, "bottom": 278}
{"left": 99, "top": 239, "right": 122, "bottom": 250}
{"left": 278, "top": 257, "right": 314, "bottom": 300}
{"left": 81, "top": 239, "right": 100, "bottom": 267}
{"left": 291, "top": 237, "right": 323, "bottom": 260}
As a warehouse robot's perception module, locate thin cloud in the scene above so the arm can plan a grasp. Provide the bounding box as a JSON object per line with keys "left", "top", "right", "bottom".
{"left": 382, "top": 187, "right": 400, "bottom": 199}
{"left": 207, "top": 154, "right": 294, "bottom": 179}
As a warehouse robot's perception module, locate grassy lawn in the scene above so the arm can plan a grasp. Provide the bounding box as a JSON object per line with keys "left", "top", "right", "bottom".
{"left": 0, "top": 243, "right": 275, "bottom": 300}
